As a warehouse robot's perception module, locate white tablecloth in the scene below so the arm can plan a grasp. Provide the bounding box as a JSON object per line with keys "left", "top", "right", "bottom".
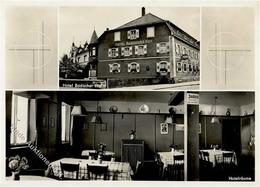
{"left": 200, "top": 149, "right": 237, "bottom": 167}
{"left": 81, "top": 150, "right": 115, "bottom": 157}
{"left": 158, "top": 151, "right": 184, "bottom": 168}
{"left": 50, "top": 158, "right": 133, "bottom": 180}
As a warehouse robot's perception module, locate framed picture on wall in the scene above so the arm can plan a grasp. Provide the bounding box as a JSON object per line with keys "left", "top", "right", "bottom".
{"left": 160, "top": 123, "right": 168, "bottom": 134}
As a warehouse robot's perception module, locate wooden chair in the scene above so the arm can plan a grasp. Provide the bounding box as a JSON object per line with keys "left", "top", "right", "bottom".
{"left": 133, "top": 160, "right": 162, "bottom": 180}
{"left": 202, "top": 151, "right": 210, "bottom": 161}
{"left": 199, "top": 151, "right": 203, "bottom": 160}
{"left": 86, "top": 164, "right": 108, "bottom": 180}
{"left": 223, "top": 152, "right": 234, "bottom": 164}
{"left": 199, "top": 159, "right": 214, "bottom": 181}
{"left": 60, "top": 162, "right": 80, "bottom": 180}
{"left": 165, "top": 155, "right": 184, "bottom": 181}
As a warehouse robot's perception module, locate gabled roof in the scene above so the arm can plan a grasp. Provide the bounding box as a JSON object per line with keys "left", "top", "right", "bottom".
{"left": 116, "top": 13, "right": 165, "bottom": 29}
{"left": 90, "top": 30, "right": 98, "bottom": 44}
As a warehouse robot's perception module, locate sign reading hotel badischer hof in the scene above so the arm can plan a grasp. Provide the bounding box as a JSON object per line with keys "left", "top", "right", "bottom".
{"left": 59, "top": 7, "right": 200, "bottom": 89}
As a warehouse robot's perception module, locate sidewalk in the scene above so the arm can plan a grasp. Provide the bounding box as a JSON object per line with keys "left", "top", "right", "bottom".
{"left": 109, "top": 81, "right": 200, "bottom": 90}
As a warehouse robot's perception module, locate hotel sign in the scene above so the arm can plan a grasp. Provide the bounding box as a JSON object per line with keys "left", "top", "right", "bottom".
{"left": 59, "top": 79, "right": 106, "bottom": 89}
{"left": 186, "top": 93, "right": 199, "bottom": 105}
{"left": 115, "top": 39, "right": 153, "bottom": 47}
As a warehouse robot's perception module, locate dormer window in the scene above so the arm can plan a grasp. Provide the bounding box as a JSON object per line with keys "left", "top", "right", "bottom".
{"left": 114, "top": 31, "right": 121, "bottom": 42}
{"left": 147, "top": 27, "right": 155, "bottom": 38}
{"left": 127, "top": 29, "right": 139, "bottom": 40}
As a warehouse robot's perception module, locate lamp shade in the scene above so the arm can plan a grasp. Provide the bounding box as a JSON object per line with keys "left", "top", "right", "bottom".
{"left": 71, "top": 105, "right": 87, "bottom": 116}
{"left": 165, "top": 116, "right": 173, "bottom": 124}
{"left": 211, "top": 116, "right": 219, "bottom": 124}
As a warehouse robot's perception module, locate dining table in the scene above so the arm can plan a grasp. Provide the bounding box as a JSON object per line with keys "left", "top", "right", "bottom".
{"left": 157, "top": 150, "right": 184, "bottom": 168}
{"left": 81, "top": 150, "right": 115, "bottom": 157}
{"left": 50, "top": 158, "right": 133, "bottom": 180}
{"left": 200, "top": 149, "right": 237, "bottom": 167}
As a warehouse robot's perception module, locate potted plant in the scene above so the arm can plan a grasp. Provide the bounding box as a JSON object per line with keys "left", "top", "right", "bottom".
{"left": 169, "top": 144, "right": 175, "bottom": 153}
{"left": 129, "top": 130, "right": 136, "bottom": 140}
{"left": 8, "top": 155, "right": 29, "bottom": 180}
{"left": 97, "top": 143, "right": 106, "bottom": 164}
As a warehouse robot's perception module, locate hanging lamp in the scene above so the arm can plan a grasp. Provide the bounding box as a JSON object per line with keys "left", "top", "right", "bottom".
{"left": 211, "top": 96, "right": 219, "bottom": 124}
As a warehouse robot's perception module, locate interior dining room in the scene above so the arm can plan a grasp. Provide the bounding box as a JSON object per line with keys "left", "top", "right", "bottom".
{"left": 5, "top": 91, "right": 185, "bottom": 181}
{"left": 5, "top": 91, "right": 255, "bottom": 181}
{"left": 196, "top": 92, "right": 255, "bottom": 181}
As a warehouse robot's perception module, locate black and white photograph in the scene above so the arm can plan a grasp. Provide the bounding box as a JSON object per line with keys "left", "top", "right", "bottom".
{"left": 59, "top": 7, "right": 200, "bottom": 90}
{"left": 5, "top": 91, "right": 255, "bottom": 181}
{"left": 0, "top": 0, "right": 259, "bottom": 187}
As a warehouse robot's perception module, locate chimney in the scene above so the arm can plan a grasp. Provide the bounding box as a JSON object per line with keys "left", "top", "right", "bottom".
{"left": 142, "top": 7, "right": 145, "bottom": 16}
{"left": 106, "top": 28, "right": 109, "bottom": 31}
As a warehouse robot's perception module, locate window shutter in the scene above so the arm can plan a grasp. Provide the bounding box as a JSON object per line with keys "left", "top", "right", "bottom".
{"left": 167, "top": 62, "right": 170, "bottom": 72}
{"left": 156, "top": 62, "right": 160, "bottom": 72}
{"left": 137, "top": 64, "right": 140, "bottom": 72}
{"left": 118, "top": 64, "right": 121, "bottom": 73}
{"left": 121, "top": 47, "right": 125, "bottom": 56}
{"left": 135, "top": 46, "right": 138, "bottom": 55}
{"left": 127, "top": 64, "right": 131, "bottom": 73}
{"left": 129, "top": 47, "right": 132, "bottom": 55}
{"left": 156, "top": 43, "right": 160, "bottom": 53}
{"left": 136, "top": 29, "right": 139, "bottom": 38}
{"left": 143, "top": 45, "right": 147, "bottom": 54}
{"left": 109, "top": 64, "right": 112, "bottom": 73}
{"left": 108, "top": 49, "right": 112, "bottom": 57}
{"left": 167, "top": 43, "right": 170, "bottom": 52}
{"left": 116, "top": 48, "right": 119, "bottom": 57}
{"left": 127, "top": 31, "right": 131, "bottom": 39}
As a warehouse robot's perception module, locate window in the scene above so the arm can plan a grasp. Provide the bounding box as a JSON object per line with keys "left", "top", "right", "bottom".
{"left": 175, "top": 44, "right": 179, "bottom": 54}
{"left": 156, "top": 42, "right": 169, "bottom": 54}
{"left": 183, "top": 47, "right": 187, "bottom": 54}
{"left": 183, "top": 63, "right": 187, "bottom": 72}
{"left": 109, "top": 63, "right": 121, "bottom": 73}
{"left": 127, "top": 29, "right": 139, "bottom": 40}
{"left": 61, "top": 102, "right": 71, "bottom": 143}
{"left": 114, "top": 31, "right": 121, "bottom": 41}
{"left": 121, "top": 46, "right": 133, "bottom": 57}
{"left": 84, "top": 55, "right": 88, "bottom": 62}
{"left": 147, "top": 27, "right": 155, "bottom": 38}
{"left": 128, "top": 62, "right": 140, "bottom": 73}
{"left": 92, "top": 47, "right": 96, "bottom": 56}
{"left": 196, "top": 65, "right": 200, "bottom": 72}
{"left": 11, "top": 95, "right": 29, "bottom": 145}
{"left": 177, "top": 62, "right": 182, "bottom": 72}
{"left": 156, "top": 61, "right": 170, "bottom": 73}
{"left": 77, "top": 57, "right": 80, "bottom": 62}
{"left": 135, "top": 45, "right": 147, "bottom": 55}
{"left": 108, "top": 48, "right": 119, "bottom": 57}
{"left": 189, "top": 64, "right": 192, "bottom": 72}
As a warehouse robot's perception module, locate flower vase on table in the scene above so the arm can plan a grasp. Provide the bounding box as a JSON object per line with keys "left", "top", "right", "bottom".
{"left": 8, "top": 155, "right": 29, "bottom": 181}
{"left": 12, "top": 171, "right": 20, "bottom": 180}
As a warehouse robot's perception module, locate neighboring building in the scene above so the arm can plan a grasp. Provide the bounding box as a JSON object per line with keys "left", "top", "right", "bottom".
{"left": 67, "top": 30, "right": 99, "bottom": 78}
{"left": 97, "top": 7, "right": 200, "bottom": 87}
